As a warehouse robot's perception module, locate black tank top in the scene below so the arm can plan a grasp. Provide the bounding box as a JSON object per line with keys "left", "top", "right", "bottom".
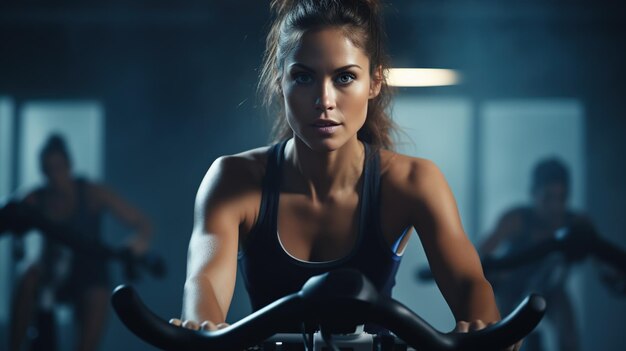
{"left": 35, "top": 178, "right": 103, "bottom": 247}
{"left": 238, "top": 140, "right": 404, "bottom": 319}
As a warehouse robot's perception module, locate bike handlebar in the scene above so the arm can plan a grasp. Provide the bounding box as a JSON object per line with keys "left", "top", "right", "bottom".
{"left": 111, "top": 269, "right": 545, "bottom": 351}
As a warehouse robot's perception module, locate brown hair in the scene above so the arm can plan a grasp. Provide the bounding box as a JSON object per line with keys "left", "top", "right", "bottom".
{"left": 258, "top": 0, "right": 396, "bottom": 150}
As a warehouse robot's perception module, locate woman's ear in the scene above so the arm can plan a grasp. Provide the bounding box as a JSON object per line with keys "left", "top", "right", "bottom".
{"left": 369, "top": 65, "right": 383, "bottom": 99}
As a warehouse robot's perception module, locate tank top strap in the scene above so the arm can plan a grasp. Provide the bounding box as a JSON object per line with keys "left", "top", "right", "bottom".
{"left": 360, "top": 143, "right": 383, "bottom": 241}
{"left": 267, "top": 140, "right": 287, "bottom": 234}
{"left": 249, "top": 140, "right": 288, "bottom": 241}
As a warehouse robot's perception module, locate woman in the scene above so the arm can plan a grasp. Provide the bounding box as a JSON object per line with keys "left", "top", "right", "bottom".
{"left": 9, "top": 134, "right": 153, "bottom": 351}
{"left": 173, "top": 0, "right": 514, "bottom": 349}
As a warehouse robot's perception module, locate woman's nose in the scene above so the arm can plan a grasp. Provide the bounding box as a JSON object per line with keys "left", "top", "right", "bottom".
{"left": 314, "top": 82, "right": 336, "bottom": 111}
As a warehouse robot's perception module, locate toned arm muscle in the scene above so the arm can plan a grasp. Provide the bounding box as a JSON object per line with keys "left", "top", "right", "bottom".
{"left": 403, "top": 159, "right": 500, "bottom": 323}
{"left": 181, "top": 156, "right": 250, "bottom": 324}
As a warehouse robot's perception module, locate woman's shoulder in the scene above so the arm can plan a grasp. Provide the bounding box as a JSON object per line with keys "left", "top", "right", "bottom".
{"left": 211, "top": 146, "right": 271, "bottom": 181}
{"left": 378, "top": 149, "right": 445, "bottom": 192}
{"left": 197, "top": 146, "right": 272, "bottom": 201}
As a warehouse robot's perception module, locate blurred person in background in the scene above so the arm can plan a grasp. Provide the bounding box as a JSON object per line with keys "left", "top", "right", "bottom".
{"left": 479, "top": 157, "right": 593, "bottom": 351}
{"left": 6, "top": 134, "right": 153, "bottom": 351}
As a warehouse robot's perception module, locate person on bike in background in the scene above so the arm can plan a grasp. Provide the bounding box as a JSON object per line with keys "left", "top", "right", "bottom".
{"left": 480, "top": 158, "right": 594, "bottom": 351}
{"left": 7, "top": 134, "right": 153, "bottom": 351}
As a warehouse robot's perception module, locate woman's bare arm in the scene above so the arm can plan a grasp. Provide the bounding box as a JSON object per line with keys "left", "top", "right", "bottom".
{"left": 398, "top": 158, "right": 501, "bottom": 325}
{"left": 180, "top": 155, "right": 257, "bottom": 328}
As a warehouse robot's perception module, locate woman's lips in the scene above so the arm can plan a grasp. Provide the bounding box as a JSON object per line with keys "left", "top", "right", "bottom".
{"left": 312, "top": 124, "right": 340, "bottom": 135}
{"left": 311, "top": 118, "right": 341, "bottom": 136}
{"left": 310, "top": 119, "right": 341, "bottom": 135}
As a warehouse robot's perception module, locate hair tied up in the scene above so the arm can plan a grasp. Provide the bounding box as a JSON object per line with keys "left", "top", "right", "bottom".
{"left": 361, "top": 0, "right": 382, "bottom": 13}
{"left": 271, "top": 0, "right": 382, "bottom": 17}
{"left": 270, "top": 0, "right": 296, "bottom": 17}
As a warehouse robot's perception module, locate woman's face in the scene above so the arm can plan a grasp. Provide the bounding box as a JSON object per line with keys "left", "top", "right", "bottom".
{"left": 280, "top": 27, "right": 381, "bottom": 152}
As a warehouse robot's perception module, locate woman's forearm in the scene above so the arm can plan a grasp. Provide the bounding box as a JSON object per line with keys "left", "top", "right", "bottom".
{"left": 182, "top": 275, "right": 226, "bottom": 323}
{"left": 453, "top": 278, "right": 501, "bottom": 323}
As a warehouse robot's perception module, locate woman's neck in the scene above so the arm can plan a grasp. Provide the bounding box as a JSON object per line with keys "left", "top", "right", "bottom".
{"left": 286, "top": 137, "right": 365, "bottom": 202}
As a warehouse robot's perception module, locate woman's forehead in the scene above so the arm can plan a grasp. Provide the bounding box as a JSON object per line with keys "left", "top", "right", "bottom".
{"left": 285, "top": 27, "right": 369, "bottom": 69}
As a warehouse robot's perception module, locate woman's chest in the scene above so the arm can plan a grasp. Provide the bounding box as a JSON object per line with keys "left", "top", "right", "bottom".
{"left": 273, "top": 188, "right": 412, "bottom": 261}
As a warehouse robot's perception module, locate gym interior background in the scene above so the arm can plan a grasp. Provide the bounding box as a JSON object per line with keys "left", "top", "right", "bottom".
{"left": 1, "top": 1, "right": 625, "bottom": 350}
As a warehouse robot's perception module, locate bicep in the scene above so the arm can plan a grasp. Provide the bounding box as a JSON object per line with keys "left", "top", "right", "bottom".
{"left": 409, "top": 161, "right": 485, "bottom": 295}
{"left": 184, "top": 157, "right": 247, "bottom": 320}
{"left": 397, "top": 158, "right": 499, "bottom": 322}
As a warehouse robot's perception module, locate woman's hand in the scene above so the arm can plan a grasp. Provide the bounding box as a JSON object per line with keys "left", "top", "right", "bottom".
{"left": 169, "top": 318, "right": 229, "bottom": 331}
{"left": 454, "top": 320, "right": 522, "bottom": 351}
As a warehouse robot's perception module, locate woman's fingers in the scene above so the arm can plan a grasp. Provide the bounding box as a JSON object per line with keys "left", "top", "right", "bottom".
{"left": 169, "top": 318, "right": 228, "bottom": 331}
{"left": 182, "top": 320, "right": 200, "bottom": 330}
{"left": 454, "top": 321, "right": 469, "bottom": 332}
{"left": 200, "top": 320, "right": 217, "bottom": 331}
{"left": 457, "top": 319, "right": 486, "bottom": 332}
{"left": 469, "top": 319, "right": 486, "bottom": 331}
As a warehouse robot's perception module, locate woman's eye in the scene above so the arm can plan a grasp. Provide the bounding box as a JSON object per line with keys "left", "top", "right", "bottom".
{"left": 294, "top": 73, "right": 313, "bottom": 84}
{"left": 336, "top": 73, "right": 356, "bottom": 85}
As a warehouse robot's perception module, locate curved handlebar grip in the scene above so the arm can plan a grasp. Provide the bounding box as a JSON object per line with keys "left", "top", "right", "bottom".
{"left": 111, "top": 285, "right": 305, "bottom": 351}
{"left": 373, "top": 294, "right": 546, "bottom": 351}
{"left": 450, "top": 294, "right": 546, "bottom": 350}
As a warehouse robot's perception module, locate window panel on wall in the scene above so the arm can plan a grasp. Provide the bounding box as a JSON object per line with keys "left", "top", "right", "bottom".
{"left": 0, "top": 97, "right": 15, "bottom": 324}
{"left": 18, "top": 101, "right": 105, "bottom": 265}
{"left": 19, "top": 101, "right": 105, "bottom": 187}
{"left": 391, "top": 96, "right": 473, "bottom": 331}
